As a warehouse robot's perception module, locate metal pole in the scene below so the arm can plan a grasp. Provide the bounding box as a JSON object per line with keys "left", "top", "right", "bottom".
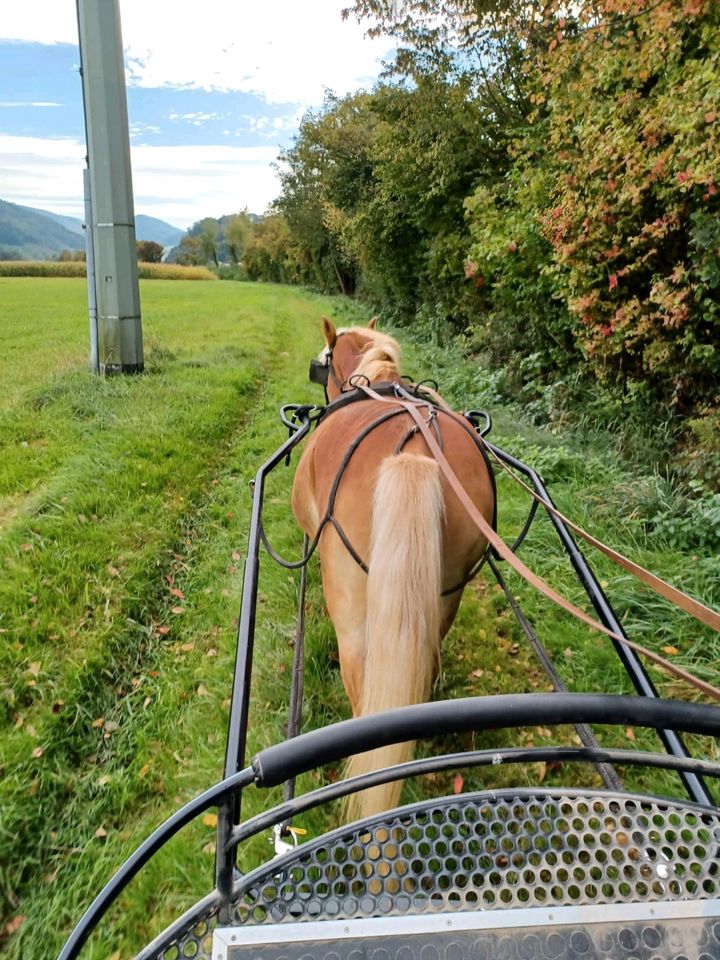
{"left": 76, "top": 0, "right": 143, "bottom": 374}
{"left": 82, "top": 167, "right": 99, "bottom": 373}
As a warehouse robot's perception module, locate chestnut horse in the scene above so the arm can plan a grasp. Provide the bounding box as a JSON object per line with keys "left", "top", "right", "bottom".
{"left": 292, "top": 318, "right": 495, "bottom": 820}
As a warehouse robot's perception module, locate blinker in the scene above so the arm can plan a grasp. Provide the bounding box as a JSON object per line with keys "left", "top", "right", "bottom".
{"left": 309, "top": 358, "right": 329, "bottom": 386}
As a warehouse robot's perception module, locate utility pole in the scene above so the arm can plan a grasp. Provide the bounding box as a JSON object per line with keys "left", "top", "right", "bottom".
{"left": 76, "top": 0, "right": 143, "bottom": 374}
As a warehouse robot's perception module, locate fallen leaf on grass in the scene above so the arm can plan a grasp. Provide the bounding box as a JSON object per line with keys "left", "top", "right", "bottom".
{"left": 108, "top": 565, "right": 120, "bottom": 578}
{"left": 171, "top": 606, "right": 184, "bottom": 615}
{"left": 5, "top": 916, "right": 24, "bottom": 936}
{"left": 91, "top": 716, "right": 104, "bottom": 728}
{"left": 170, "top": 588, "right": 185, "bottom": 599}
{"left": 180, "top": 642, "right": 194, "bottom": 652}
{"left": 232, "top": 551, "right": 241, "bottom": 561}
{"left": 625, "top": 727, "right": 636, "bottom": 741}
{"left": 202, "top": 813, "right": 218, "bottom": 828}
{"left": 197, "top": 684, "right": 210, "bottom": 697}
{"left": 31, "top": 746, "right": 43, "bottom": 759}
{"left": 156, "top": 625, "right": 171, "bottom": 636}
{"left": 470, "top": 669, "right": 484, "bottom": 679}
{"left": 95, "top": 826, "right": 108, "bottom": 839}
{"left": 138, "top": 763, "right": 151, "bottom": 779}
{"left": 662, "top": 645, "right": 680, "bottom": 656}
{"left": 453, "top": 773, "right": 464, "bottom": 795}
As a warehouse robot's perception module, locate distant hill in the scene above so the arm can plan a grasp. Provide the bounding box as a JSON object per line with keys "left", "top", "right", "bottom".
{"left": 135, "top": 215, "right": 183, "bottom": 249}
{"left": 0, "top": 199, "right": 183, "bottom": 260}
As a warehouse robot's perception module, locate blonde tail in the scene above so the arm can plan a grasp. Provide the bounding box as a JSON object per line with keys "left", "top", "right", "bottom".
{"left": 344, "top": 454, "right": 444, "bottom": 821}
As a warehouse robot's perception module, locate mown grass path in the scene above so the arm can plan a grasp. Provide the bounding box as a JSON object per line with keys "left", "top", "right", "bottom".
{"left": 1, "top": 279, "right": 718, "bottom": 959}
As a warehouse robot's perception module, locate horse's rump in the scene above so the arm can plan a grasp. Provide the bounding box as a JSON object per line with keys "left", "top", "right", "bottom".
{"left": 294, "top": 399, "right": 494, "bottom": 584}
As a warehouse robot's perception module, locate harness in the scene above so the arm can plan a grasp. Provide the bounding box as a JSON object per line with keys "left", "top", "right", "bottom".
{"left": 264, "top": 379, "right": 497, "bottom": 597}
{"left": 296, "top": 351, "right": 720, "bottom": 642}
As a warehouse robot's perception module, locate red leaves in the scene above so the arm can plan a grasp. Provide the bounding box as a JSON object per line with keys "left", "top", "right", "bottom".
{"left": 608, "top": 274, "right": 618, "bottom": 290}
{"left": 452, "top": 773, "right": 464, "bottom": 795}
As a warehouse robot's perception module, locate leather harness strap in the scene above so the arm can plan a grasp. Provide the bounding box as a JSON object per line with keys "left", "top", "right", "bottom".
{"left": 475, "top": 439, "right": 720, "bottom": 634}
{"left": 361, "top": 385, "right": 628, "bottom": 645}
{"left": 360, "top": 384, "right": 720, "bottom": 642}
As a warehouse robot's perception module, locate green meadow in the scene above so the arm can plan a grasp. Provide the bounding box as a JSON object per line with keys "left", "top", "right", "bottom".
{"left": 1, "top": 278, "right": 718, "bottom": 958}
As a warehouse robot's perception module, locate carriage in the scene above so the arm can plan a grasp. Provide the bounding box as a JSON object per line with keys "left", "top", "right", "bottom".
{"left": 59, "top": 324, "right": 720, "bottom": 960}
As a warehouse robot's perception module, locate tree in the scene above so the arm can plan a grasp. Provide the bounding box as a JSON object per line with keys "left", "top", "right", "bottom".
{"left": 175, "top": 234, "right": 204, "bottom": 266}
{"left": 136, "top": 240, "right": 164, "bottom": 263}
{"left": 198, "top": 218, "right": 220, "bottom": 267}
{"left": 225, "top": 211, "right": 253, "bottom": 265}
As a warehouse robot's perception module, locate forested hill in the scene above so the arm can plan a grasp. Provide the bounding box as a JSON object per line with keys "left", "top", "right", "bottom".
{"left": 240, "top": 0, "right": 718, "bottom": 483}
{"left": 0, "top": 200, "right": 183, "bottom": 259}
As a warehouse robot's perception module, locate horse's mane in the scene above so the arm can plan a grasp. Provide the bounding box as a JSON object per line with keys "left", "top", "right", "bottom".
{"left": 338, "top": 327, "right": 401, "bottom": 384}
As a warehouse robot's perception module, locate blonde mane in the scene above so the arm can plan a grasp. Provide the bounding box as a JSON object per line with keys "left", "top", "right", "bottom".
{"left": 340, "top": 326, "right": 402, "bottom": 383}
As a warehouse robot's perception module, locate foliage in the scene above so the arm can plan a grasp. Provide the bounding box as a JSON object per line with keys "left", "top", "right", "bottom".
{"left": 171, "top": 211, "right": 263, "bottom": 268}
{"left": 224, "top": 211, "right": 254, "bottom": 265}
{"left": 465, "top": 0, "right": 720, "bottom": 419}
{"left": 136, "top": 240, "right": 164, "bottom": 263}
{"left": 57, "top": 248, "right": 86, "bottom": 262}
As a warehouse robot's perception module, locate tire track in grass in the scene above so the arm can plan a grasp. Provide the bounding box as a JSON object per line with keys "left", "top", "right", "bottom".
{"left": 1, "top": 289, "right": 368, "bottom": 959}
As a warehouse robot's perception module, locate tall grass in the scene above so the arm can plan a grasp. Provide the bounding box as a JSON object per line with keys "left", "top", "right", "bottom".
{"left": 0, "top": 261, "right": 216, "bottom": 280}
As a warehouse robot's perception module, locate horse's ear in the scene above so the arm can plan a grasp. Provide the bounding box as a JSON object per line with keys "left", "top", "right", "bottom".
{"left": 368, "top": 315, "right": 379, "bottom": 330}
{"left": 322, "top": 316, "right": 337, "bottom": 349}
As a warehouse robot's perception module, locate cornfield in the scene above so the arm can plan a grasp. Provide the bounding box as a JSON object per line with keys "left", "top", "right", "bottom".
{"left": 0, "top": 261, "right": 217, "bottom": 280}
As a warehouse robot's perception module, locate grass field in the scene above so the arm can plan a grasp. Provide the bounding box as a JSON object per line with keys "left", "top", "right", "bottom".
{"left": 1, "top": 278, "right": 718, "bottom": 958}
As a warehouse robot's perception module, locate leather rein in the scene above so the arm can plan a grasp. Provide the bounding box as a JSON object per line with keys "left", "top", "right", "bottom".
{"left": 356, "top": 383, "right": 720, "bottom": 703}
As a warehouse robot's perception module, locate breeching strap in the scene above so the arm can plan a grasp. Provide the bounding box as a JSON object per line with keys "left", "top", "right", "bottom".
{"left": 359, "top": 385, "right": 720, "bottom": 700}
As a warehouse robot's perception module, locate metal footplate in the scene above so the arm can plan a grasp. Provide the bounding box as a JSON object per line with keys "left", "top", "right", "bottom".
{"left": 215, "top": 904, "right": 720, "bottom": 960}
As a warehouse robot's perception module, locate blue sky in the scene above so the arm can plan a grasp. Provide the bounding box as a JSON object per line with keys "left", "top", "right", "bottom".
{"left": 0, "top": 1, "right": 390, "bottom": 228}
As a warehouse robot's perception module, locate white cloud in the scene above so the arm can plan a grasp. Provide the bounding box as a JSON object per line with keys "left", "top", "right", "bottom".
{"left": 0, "top": 101, "right": 62, "bottom": 108}
{"left": 0, "top": 1, "right": 388, "bottom": 105}
{"left": 0, "top": 135, "right": 280, "bottom": 227}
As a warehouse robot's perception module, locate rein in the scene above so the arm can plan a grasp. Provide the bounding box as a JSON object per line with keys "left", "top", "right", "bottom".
{"left": 358, "top": 383, "right": 720, "bottom": 703}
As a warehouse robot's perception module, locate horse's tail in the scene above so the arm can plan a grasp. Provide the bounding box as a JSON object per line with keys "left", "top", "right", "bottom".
{"left": 344, "top": 453, "right": 444, "bottom": 821}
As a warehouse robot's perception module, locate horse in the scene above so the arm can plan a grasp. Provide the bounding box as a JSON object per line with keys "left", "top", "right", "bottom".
{"left": 291, "top": 317, "right": 496, "bottom": 820}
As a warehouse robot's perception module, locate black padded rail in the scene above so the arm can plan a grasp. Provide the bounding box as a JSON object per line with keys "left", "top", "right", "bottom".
{"left": 251, "top": 693, "right": 720, "bottom": 788}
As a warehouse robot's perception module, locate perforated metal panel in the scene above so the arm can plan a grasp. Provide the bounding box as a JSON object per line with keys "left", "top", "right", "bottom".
{"left": 232, "top": 790, "right": 720, "bottom": 925}
{"left": 142, "top": 790, "right": 720, "bottom": 960}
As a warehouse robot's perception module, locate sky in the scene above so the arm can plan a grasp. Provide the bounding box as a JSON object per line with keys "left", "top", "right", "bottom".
{"left": 0, "top": 1, "right": 391, "bottom": 228}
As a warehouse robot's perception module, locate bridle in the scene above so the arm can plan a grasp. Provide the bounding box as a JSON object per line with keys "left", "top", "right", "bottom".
{"left": 308, "top": 334, "right": 346, "bottom": 403}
